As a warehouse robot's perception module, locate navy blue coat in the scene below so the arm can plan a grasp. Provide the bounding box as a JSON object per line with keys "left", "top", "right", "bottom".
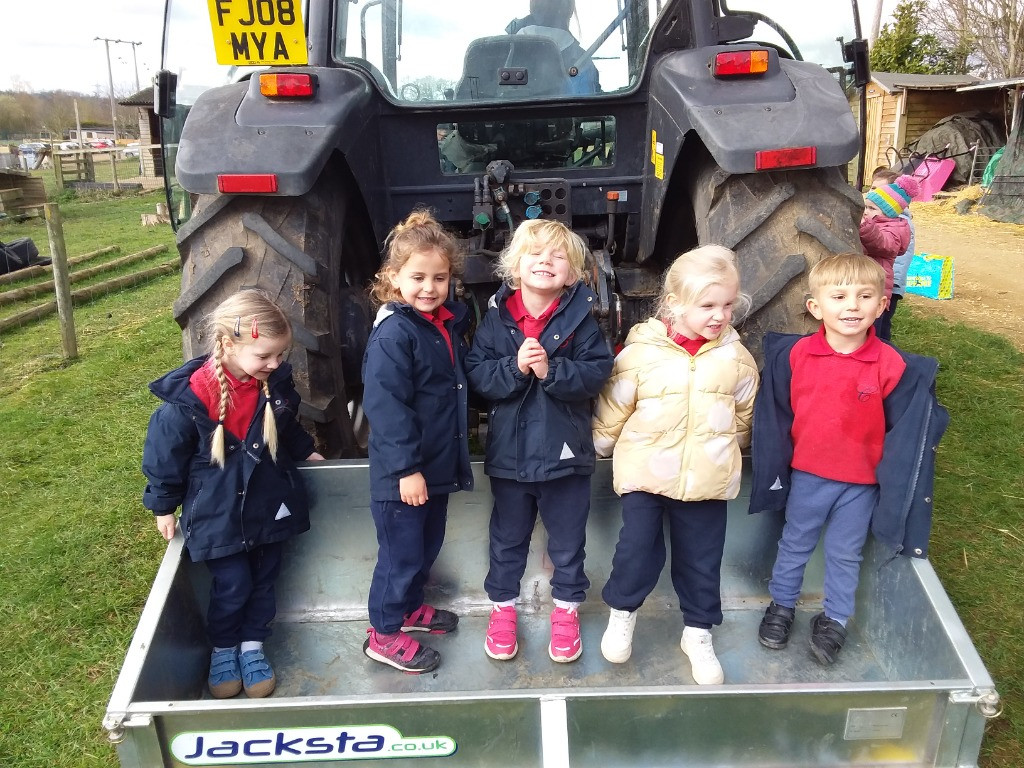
{"left": 142, "top": 358, "right": 315, "bottom": 562}
{"left": 362, "top": 301, "right": 474, "bottom": 502}
{"left": 465, "top": 282, "right": 614, "bottom": 482}
{"left": 748, "top": 332, "right": 949, "bottom": 558}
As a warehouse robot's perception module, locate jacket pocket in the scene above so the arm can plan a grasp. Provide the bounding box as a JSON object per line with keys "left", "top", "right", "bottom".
{"left": 182, "top": 479, "right": 204, "bottom": 540}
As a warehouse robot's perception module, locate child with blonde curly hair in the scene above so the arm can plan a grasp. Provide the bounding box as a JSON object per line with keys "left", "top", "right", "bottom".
{"left": 466, "top": 218, "right": 613, "bottom": 664}
{"left": 362, "top": 209, "right": 473, "bottom": 674}
{"left": 142, "top": 288, "right": 323, "bottom": 699}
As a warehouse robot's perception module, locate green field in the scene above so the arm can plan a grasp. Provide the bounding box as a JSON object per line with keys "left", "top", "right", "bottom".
{"left": 0, "top": 190, "right": 1020, "bottom": 766}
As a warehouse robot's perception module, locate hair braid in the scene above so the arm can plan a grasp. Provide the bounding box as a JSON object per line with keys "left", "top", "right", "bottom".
{"left": 210, "top": 336, "right": 231, "bottom": 467}
{"left": 261, "top": 379, "right": 279, "bottom": 462}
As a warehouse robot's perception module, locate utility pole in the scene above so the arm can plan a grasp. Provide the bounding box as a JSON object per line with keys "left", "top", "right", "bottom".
{"left": 95, "top": 36, "right": 121, "bottom": 192}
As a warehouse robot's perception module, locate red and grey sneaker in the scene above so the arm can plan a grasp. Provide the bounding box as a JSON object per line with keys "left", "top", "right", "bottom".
{"left": 549, "top": 606, "right": 583, "bottom": 663}
{"left": 484, "top": 605, "right": 519, "bottom": 660}
{"left": 402, "top": 604, "right": 459, "bottom": 634}
{"left": 363, "top": 629, "right": 441, "bottom": 674}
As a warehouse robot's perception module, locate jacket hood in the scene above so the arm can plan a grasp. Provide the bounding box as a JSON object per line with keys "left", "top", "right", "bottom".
{"left": 148, "top": 356, "right": 295, "bottom": 406}
{"left": 487, "top": 280, "right": 596, "bottom": 310}
{"left": 374, "top": 300, "right": 471, "bottom": 328}
{"left": 624, "top": 317, "right": 741, "bottom": 352}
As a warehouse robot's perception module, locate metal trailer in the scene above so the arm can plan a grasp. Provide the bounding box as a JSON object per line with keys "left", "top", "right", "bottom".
{"left": 104, "top": 461, "right": 1000, "bottom": 767}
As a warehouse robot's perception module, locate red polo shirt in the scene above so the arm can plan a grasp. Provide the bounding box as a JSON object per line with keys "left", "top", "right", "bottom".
{"left": 506, "top": 289, "right": 560, "bottom": 339}
{"left": 789, "top": 326, "right": 906, "bottom": 484}
{"left": 421, "top": 305, "right": 455, "bottom": 363}
{"left": 663, "top": 318, "right": 707, "bottom": 355}
{"left": 189, "top": 359, "right": 260, "bottom": 440}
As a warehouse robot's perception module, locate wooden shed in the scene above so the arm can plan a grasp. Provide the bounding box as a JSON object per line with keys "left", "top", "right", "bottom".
{"left": 117, "top": 87, "right": 164, "bottom": 179}
{"left": 850, "top": 72, "right": 1003, "bottom": 176}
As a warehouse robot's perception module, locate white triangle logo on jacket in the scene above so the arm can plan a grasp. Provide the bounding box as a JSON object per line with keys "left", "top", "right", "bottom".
{"left": 559, "top": 443, "right": 575, "bottom": 460}
{"left": 275, "top": 503, "right": 292, "bottom": 520}
{"left": 769, "top": 477, "right": 783, "bottom": 491}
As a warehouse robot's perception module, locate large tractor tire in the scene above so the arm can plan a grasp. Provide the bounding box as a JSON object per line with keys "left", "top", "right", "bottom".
{"left": 689, "top": 149, "right": 863, "bottom": 363}
{"left": 173, "top": 172, "right": 377, "bottom": 458}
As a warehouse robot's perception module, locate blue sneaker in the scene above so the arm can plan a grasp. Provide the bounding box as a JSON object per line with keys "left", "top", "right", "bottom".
{"left": 208, "top": 648, "right": 242, "bottom": 699}
{"left": 239, "top": 649, "right": 277, "bottom": 698}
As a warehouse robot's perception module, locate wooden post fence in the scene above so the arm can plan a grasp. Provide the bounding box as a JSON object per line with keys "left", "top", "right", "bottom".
{"left": 43, "top": 203, "right": 78, "bottom": 360}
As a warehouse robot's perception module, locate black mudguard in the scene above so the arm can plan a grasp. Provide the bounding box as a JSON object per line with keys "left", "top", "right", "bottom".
{"left": 174, "top": 68, "right": 379, "bottom": 197}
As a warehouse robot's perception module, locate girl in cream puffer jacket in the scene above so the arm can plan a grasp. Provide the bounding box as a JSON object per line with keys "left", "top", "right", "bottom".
{"left": 591, "top": 246, "right": 758, "bottom": 683}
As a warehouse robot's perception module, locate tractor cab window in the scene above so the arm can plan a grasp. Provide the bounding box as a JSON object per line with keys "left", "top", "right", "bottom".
{"left": 333, "top": 0, "right": 664, "bottom": 103}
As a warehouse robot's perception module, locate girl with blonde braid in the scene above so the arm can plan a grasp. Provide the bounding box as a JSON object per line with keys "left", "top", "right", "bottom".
{"left": 142, "top": 289, "right": 323, "bottom": 699}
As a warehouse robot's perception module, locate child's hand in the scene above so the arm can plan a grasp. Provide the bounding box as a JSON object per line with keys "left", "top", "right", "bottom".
{"left": 529, "top": 347, "right": 549, "bottom": 380}
{"left": 399, "top": 472, "right": 429, "bottom": 506}
{"left": 306, "top": 451, "right": 325, "bottom": 461}
{"left": 517, "top": 337, "right": 547, "bottom": 376}
{"left": 155, "top": 514, "right": 176, "bottom": 541}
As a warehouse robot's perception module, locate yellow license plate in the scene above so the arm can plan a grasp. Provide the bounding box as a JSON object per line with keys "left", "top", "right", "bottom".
{"left": 207, "top": 0, "right": 308, "bottom": 66}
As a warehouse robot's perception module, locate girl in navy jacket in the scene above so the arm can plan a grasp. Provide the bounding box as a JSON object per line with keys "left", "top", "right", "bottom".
{"left": 142, "top": 289, "right": 323, "bottom": 699}
{"left": 362, "top": 210, "right": 473, "bottom": 674}
{"left": 466, "top": 219, "right": 613, "bottom": 664}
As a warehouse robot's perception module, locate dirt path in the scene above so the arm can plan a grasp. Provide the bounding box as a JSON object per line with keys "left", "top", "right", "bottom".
{"left": 905, "top": 196, "right": 1024, "bottom": 351}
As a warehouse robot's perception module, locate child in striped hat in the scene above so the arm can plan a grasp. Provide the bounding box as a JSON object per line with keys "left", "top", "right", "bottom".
{"left": 860, "top": 174, "right": 920, "bottom": 336}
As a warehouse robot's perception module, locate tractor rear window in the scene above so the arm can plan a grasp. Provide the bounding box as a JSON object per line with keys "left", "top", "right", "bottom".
{"left": 437, "top": 117, "right": 616, "bottom": 175}
{"left": 334, "top": 1, "right": 662, "bottom": 103}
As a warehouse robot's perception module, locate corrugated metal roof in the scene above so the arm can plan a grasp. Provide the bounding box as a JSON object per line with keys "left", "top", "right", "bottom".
{"left": 117, "top": 87, "right": 154, "bottom": 107}
{"left": 871, "top": 71, "right": 982, "bottom": 94}
{"left": 957, "top": 76, "right": 1024, "bottom": 92}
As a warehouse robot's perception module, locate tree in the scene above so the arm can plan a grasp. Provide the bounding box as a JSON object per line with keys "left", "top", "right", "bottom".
{"left": 870, "top": 0, "right": 965, "bottom": 74}
{"left": 0, "top": 95, "right": 31, "bottom": 139}
{"left": 926, "top": 0, "right": 1024, "bottom": 79}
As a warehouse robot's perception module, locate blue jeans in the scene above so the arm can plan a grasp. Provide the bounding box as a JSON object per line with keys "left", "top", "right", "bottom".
{"left": 768, "top": 470, "right": 877, "bottom": 624}
{"left": 205, "top": 541, "right": 284, "bottom": 647}
{"left": 368, "top": 495, "right": 450, "bottom": 633}
{"left": 602, "top": 492, "right": 727, "bottom": 629}
{"left": 485, "top": 475, "right": 591, "bottom": 604}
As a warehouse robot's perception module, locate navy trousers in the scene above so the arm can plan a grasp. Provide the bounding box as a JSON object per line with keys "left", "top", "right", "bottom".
{"left": 368, "top": 495, "right": 450, "bottom": 634}
{"left": 602, "top": 492, "right": 727, "bottom": 629}
{"left": 204, "top": 541, "right": 284, "bottom": 647}
{"left": 485, "top": 474, "right": 591, "bottom": 604}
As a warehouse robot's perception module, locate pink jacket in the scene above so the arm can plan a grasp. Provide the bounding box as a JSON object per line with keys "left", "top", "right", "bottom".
{"left": 859, "top": 215, "right": 911, "bottom": 298}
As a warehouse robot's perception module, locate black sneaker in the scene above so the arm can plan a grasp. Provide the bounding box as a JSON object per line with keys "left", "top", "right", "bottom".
{"left": 401, "top": 604, "right": 459, "bottom": 634}
{"left": 363, "top": 630, "right": 441, "bottom": 674}
{"left": 809, "top": 612, "right": 848, "bottom": 665}
{"left": 758, "top": 602, "right": 796, "bottom": 649}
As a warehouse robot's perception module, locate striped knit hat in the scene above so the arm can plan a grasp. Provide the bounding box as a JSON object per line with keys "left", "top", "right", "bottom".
{"left": 865, "top": 174, "right": 921, "bottom": 217}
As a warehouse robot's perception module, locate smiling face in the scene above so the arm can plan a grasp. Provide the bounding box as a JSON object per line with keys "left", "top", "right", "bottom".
{"left": 514, "top": 240, "right": 575, "bottom": 301}
{"left": 222, "top": 334, "right": 292, "bottom": 382}
{"left": 668, "top": 281, "right": 738, "bottom": 340}
{"left": 808, "top": 282, "right": 887, "bottom": 353}
{"left": 388, "top": 247, "right": 451, "bottom": 314}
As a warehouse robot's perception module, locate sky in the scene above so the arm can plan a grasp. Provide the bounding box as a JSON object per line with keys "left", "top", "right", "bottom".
{"left": 0, "top": 0, "right": 899, "bottom": 97}
{"left": 1, "top": 0, "right": 164, "bottom": 96}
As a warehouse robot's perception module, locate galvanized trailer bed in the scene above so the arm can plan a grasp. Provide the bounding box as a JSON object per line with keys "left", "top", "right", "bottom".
{"left": 105, "top": 460, "right": 999, "bottom": 767}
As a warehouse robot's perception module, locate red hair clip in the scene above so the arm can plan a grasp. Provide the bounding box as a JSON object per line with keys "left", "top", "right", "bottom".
{"left": 251, "top": 318, "right": 259, "bottom": 339}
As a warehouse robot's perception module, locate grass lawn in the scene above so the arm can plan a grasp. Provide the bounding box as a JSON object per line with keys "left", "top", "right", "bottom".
{"left": 0, "top": 191, "right": 1021, "bottom": 766}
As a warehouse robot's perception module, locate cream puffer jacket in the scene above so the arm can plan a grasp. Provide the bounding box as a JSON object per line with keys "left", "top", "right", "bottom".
{"left": 593, "top": 318, "right": 759, "bottom": 502}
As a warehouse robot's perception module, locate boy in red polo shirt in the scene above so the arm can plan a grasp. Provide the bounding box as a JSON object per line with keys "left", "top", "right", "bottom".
{"left": 754, "top": 253, "right": 906, "bottom": 665}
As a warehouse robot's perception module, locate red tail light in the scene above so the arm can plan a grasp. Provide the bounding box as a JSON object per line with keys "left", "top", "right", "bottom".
{"left": 755, "top": 147, "right": 817, "bottom": 171}
{"left": 259, "top": 73, "right": 316, "bottom": 98}
{"left": 713, "top": 50, "right": 769, "bottom": 77}
{"left": 217, "top": 174, "right": 279, "bottom": 193}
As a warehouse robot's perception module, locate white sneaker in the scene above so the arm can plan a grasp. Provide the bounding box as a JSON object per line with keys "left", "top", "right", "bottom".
{"left": 600, "top": 608, "right": 637, "bottom": 663}
{"left": 681, "top": 626, "right": 724, "bottom": 685}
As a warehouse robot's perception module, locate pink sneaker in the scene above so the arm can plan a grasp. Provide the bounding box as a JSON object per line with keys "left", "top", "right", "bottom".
{"left": 549, "top": 606, "right": 582, "bottom": 662}
{"left": 401, "top": 604, "right": 459, "bottom": 634}
{"left": 484, "top": 605, "right": 518, "bottom": 660}
{"left": 363, "top": 629, "right": 440, "bottom": 674}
